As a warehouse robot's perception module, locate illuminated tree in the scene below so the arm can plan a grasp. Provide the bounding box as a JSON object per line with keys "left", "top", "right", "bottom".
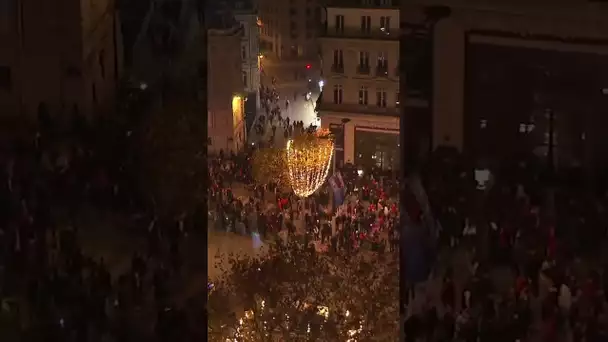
{"left": 136, "top": 93, "right": 207, "bottom": 217}
{"left": 251, "top": 147, "right": 289, "bottom": 186}
{"left": 286, "top": 130, "right": 334, "bottom": 198}
{"left": 207, "top": 239, "right": 399, "bottom": 341}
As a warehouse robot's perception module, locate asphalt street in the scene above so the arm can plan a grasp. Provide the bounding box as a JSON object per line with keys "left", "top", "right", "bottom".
{"left": 251, "top": 60, "right": 322, "bottom": 146}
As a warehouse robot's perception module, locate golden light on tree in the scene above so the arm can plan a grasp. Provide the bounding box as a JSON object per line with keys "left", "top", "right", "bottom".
{"left": 207, "top": 239, "right": 399, "bottom": 341}
{"left": 286, "top": 131, "right": 334, "bottom": 198}
{"left": 251, "top": 147, "right": 289, "bottom": 185}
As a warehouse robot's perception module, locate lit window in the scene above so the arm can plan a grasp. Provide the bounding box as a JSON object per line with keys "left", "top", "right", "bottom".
{"left": 518, "top": 123, "right": 526, "bottom": 133}
{"left": 526, "top": 124, "right": 535, "bottom": 133}
{"left": 376, "top": 88, "right": 386, "bottom": 107}
{"left": 480, "top": 119, "right": 487, "bottom": 129}
{"left": 358, "top": 86, "right": 368, "bottom": 105}
{"left": 333, "top": 84, "right": 343, "bottom": 104}
{"left": 519, "top": 122, "right": 535, "bottom": 133}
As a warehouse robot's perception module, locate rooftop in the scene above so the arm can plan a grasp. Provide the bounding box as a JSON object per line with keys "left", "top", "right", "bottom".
{"left": 210, "top": 0, "right": 256, "bottom": 12}
{"left": 206, "top": 1, "right": 241, "bottom": 31}
{"left": 327, "top": 0, "right": 400, "bottom": 8}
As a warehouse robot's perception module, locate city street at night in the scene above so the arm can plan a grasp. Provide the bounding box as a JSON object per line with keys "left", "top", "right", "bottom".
{"left": 5, "top": 0, "right": 608, "bottom": 340}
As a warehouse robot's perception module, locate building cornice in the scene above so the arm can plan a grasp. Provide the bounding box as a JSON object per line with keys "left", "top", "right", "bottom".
{"left": 402, "top": 1, "right": 608, "bottom": 41}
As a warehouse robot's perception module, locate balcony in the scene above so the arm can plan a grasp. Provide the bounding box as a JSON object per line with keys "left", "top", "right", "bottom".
{"left": 356, "top": 64, "right": 370, "bottom": 75}
{"left": 331, "top": 64, "right": 345, "bottom": 73}
{"left": 320, "top": 26, "right": 400, "bottom": 41}
{"left": 375, "top": 66, "right": 389, "bottom": 77}
{"left": 316, "top": 101, "right": 399, "bottom": 117}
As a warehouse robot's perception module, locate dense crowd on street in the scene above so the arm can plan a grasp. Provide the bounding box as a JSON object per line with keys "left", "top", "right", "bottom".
{"left": 207, "top": 144, "right": 400, "bottom": 255}
{"left": 403, "top": 152, "right": 608, "bottom": 342}
{"left": 0, "top": 123, "right": 204, "bottom": 341}
{"left": 252, "top": 85, "right": 315, "bottom": 147}
{"left": 208, "top": 84, "right": 402, "bottom": 258}
{"left": 3, "top": 79, "right": 608, "bottom": 342}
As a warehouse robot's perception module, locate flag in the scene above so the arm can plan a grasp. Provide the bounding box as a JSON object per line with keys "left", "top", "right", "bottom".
{"left": 336, "top": 172, "right": 344, "bottom": 188}
{"left": 329, "top": 172, "right": 346, "bottom": 207}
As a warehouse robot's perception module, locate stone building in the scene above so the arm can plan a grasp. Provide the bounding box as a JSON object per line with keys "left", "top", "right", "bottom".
{"left": 207, "top": 18, "right": 247, "bottom": 152}
{"left": 0, "top": 0, "right": 123, "bottom": 125}
{"left": 258, "top": 0, "right": 321, "bottom": 60}
{"left": 318, "top": 0, "right": 405, "bottom": 171}
{"left": 233, "top": 0, "right": 262, "bottom": 110}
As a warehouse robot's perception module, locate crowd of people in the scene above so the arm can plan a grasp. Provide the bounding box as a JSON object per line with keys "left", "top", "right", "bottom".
{"left": 0, "top": 117, "right": 206, "bottom": 341}
{"left": 207, "top": 84, "right": 402, "bottom": 258}
{"left": 403, "top": 152, "right": 608, "bottom": 342}
{"left": 253, "top": 85, "right": 315, "bottom": 147}
{"left": 5, "top": 74, "right": 608, "bottom": 342}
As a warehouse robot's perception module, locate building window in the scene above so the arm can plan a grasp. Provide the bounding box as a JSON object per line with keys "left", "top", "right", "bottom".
{"left": 241, "top": 45, "right": 247, "bottom": 59}
{"left": 379, "top": 0, "right": 391, "bottom": 5}
{"left": 242, "top": 71, "right": 248, "bottom": 87}
{"left": 332, "top": 49, "right": 344, "bottom": 72}
{"left": 360, "top": 16, "right": 371, "bottom": 33}
{"left": 376, "top": 88, "right": 387, "bottom": 107}
{"left": 333, "top": 85, "right": 343, "bottom": 104}
{"left": 480, "top": 119, "right": 487, "bottom": 129}
{"left": 377, "top": 52, "right": 387, "bottom": 67}
{"left": 543, "top": 132, "right": 558, "bottom": 145}
{"left": 335, "top": 15, "right": 344, "bottom": 33}
{"left": 289, "top": 8, "right": 297, "bottom": 16}
{"left": 306, "top": 8, "right": 311, "bottom": 17}
{"left": 519, "top": 122, "right": 535, "bottom": 133}
{"left": 0, "top": 66, "right": 11, "bottom": 91}
{"left": 357, "top": 51, "right": 370, "bottom": 74}
{"left": 376, "top": 52, "right": 388, "bottom": 76}
{"left": 358, "top": 86, "right": 369, "bottom": 105}
{"left": 98, "top": 50, "right": 105, "bottom": 79}
{"left": 92, "top": 83, "right": 97, "bottom": 104}
{"left": 380, "top": 16, "right": 391, "bottom": 32}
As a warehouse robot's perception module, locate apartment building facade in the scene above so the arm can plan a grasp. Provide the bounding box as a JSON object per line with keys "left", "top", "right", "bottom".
{"left": 258, "top": 0, "right": 321, "bottom": 60}
{"left": 318, "top": 0, "right": 406, "bottom": 171}
{"left": 0, "top": 0, "right": 122, "bottom": 126}
{"left": 207, "top": 23, "right": 247, "bottom": 153}
{"left": 234, "top": 2, "right": 262, "bottom": 109}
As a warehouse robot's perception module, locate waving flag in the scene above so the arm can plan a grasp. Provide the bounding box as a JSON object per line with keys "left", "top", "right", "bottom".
{"left": 329, "top": 172, "right": 346, "bottom": 207}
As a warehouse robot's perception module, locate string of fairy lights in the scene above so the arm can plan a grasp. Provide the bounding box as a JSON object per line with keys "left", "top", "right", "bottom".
{"left": 285, "top": 130, "right": 334, "bottom": 198}
{"left": 231, "top": 300, "right": 363, "bottom": 341}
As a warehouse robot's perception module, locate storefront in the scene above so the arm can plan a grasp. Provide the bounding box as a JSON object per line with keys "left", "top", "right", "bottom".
{"left": 355, "top": 129, "right": 399, "bottom": 171}
{"left": 321, "top": 113, "right": 400, "bottom": 171}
